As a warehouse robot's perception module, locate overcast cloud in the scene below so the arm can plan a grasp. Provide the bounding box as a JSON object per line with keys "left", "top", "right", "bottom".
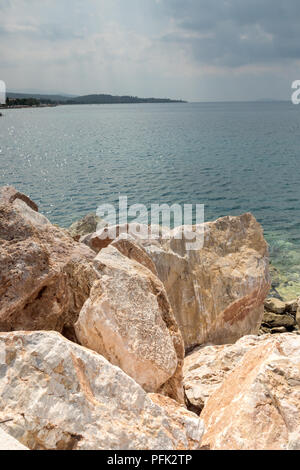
{"left": 0, "top": 0, "right": 299, "bottom": 100}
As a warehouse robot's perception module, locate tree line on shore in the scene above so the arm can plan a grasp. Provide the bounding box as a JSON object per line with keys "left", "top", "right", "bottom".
{"left": 2, "top": 97, "right": 55, "bottom": 107}
{"left": 2, "top": 93, "right": 186, "bottom": 108}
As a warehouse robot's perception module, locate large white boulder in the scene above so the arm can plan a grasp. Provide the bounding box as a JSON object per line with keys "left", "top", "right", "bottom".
{"left": 201, "top": 333, "right": 300, "bottom": 450}
{"left": 75, "top": 245, "right": 184, "bottom": 402}
{"left": 183, "top": 335, "right": 272, "bottom": 414}
{"left": 144, "top": 213, "right": 271, "bottom": 349}
{"left": 0, "top": 331, "right": 203, "bottom": 450}
{"left": 0, "top": 187, "right": 98, "bottom": 340}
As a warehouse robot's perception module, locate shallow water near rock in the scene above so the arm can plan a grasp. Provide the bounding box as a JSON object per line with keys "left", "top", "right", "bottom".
{"left": 0, "top": 101, "right": 299, "bottom": 298}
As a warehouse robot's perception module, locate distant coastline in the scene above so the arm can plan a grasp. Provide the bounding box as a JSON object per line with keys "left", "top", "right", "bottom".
{"left": 65, "top": 94, "right": 186, "bottom": 104}
{"left": 0, "top": 104, "right": 57, "bottom": 110}
{"left": 2, "top": 92, "right": 186, "bottom": 109}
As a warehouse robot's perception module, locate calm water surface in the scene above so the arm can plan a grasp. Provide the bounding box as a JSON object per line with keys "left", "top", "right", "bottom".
{"left": 1, "top": 102, "right": 300, "bottom": 297}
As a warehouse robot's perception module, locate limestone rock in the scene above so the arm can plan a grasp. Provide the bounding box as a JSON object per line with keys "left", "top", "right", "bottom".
{"left": 81, "top": 223, "right": 155, "bottom": 254}
{"left": 81, "top": 223, "right": 169, "bottom": 254}
{"left": 81, "top": 224, "right": 129, "bottom": 253}
{"left": 183, "top": 335, "right": 269, "bottom": 414}
{"left": 271, "top": 326, "right": 287, "bottom": 334}
{"left": 0, "top": 428, "right": 29, "bottom": 450}
{"left": 68, "top": 214, "right": 102, "bottom": 241}
{"left": 264, "top": 297, "right": 287, "bottom": 314}
{"left": 201, "top": 334, "right": 300, "bottom": 450}
{"left": 80, "top": 214, "right": 270, "bottom": 349}
{"left": 149, "top": 394, "right": 205, "bottom": 450}
{"left": 285, "top": 300, "right": 299, "bottom": 314}
{"left": 11, "top": 198, "right": 50, "bottom": 227}
{"left": 75, "top": 245, "right": 184, "bottom": 402}
{"left": 259, "top": 326, "right": 271, "bottom": 335}
{"left": 111, "top": 234, "right": 158, "bottom": 276}
{"left": 0, "top": 331, "right": 203, "bottom": 450}
{"left": 260, "top": 298, "right": 299, "bottom": 335}
{"left": 0, "top": 186, "right": 38, "bottom": 212}
{"left": 297, "top": 308, "right": 300, "bottom": 329}
{"left": 262, "top": 312, "right": 295, "bottom": 328}
{"left": 0, "top": 188, "right": 98, "bottom": 338}
{"left": 144, "top": 213, "right": 270, "bottom": 349}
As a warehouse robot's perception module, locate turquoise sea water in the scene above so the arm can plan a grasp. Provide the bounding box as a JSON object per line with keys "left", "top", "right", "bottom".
{"left": 0, "top": 102, "right": 300, "bottom": 298}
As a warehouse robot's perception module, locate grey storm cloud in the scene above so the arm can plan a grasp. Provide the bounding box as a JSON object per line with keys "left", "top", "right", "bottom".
{"left": 159, "top": 0, "right": 300, "bottom": 67}
{"left": 0, "top": 0, "right": 299, "bottom": 100}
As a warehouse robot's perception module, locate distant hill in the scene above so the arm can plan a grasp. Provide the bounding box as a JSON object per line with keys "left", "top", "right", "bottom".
{"left": 7, "top": 92, "right": 71, "bottom": 102}
{"left": 6, "top": 92, "right": 186, "bottom": 105}
{"left": 66, "top": 94, "right": 186, "bottom": 104}
{"left": 8, "top": 89, "right": 77, "bottom": 97}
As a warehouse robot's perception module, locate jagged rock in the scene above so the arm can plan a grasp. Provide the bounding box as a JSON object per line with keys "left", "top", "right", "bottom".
{"left": 259, "top": 326, "right": 271, "bottom": 335}
{"left": 0, "top": 186, "right": 38, "bottom": 212}
{"left": 264, "top": 298, "right": 287, "bottom": 314}
{"left": 149, "top": 394, "right": 205, "bottom": 450}
{"left": 68, "top": 214, "right": 102, "bottom": 241}
{"left": 0, "top": 331, "right": 203, "bottom": 450}
{"left": 271, "top": 327, "right": 287, "bottom": 334}
{"left": 0, "top": 428, "right": 29, "bottom": 450}
{"left": 144, "top": 213, "right": 270, "bottom": 349}
{"left": 78, "top": 214, "right": 270, "bottom": 350}
{"left": 285, "top": 300, "right": 299, "bottom": 314}
{"left": 201, "top": 334, "right": 300, "bottom": 450}
{"left": 262, "top": 312, "right": 295, "bottom": 328}
{"left": 81, "top": 224, "right": 131, "bottom": 253}
{"left": 260, "top": 298, "right": 299, "bottom": 335}
{"left": 81, "top": 223, "right": 167, "bottom": 254}
{"left": 0, "top": 188, "right": 98, "bottom": 338}
{"left": 183, "top": 335, "right": 269, "bottom": 414}
{"left": 10, "top": 198, "right": 50, "bottom": 227}
{"left": 75, "top": 245, "right": 184, "bottom": 402}
{"left": 111, "top": 234, "right": 158, "bottom": 276}
{"left": 297, "top": 307, "right": 300, "bottom": 329}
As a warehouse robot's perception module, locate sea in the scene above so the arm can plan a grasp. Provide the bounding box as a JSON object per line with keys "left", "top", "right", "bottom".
{"left": 1, "top": 101, "right": 300, "bottom": 299}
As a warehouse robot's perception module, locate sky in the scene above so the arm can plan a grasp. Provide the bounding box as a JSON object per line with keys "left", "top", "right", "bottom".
{"left": 1, "top": 0, "right": 300, "bottom": 101}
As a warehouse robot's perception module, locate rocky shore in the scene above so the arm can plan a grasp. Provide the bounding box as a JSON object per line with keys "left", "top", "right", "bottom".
{"left": 0, "top": 186, "right": 299, "bottom": 450}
